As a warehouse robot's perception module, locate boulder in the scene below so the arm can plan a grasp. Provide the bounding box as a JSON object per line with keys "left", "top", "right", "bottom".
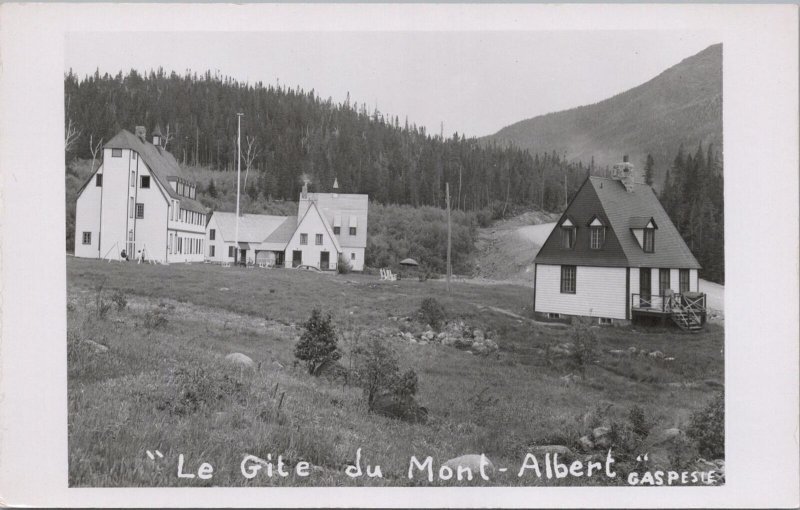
{"left": 592, "top": 426, "right": 612, "bottom": 440}
{"left": 648, "top": 350, "right": 665, "bottom": 359}
{"left": 529, "top": 445, "right": 574, "bottom": 459}
{"left": 628, "top": 346, "right": 638, "bottom": 354}
{"left": 225, "top": 352, "right": 254, "bottom": 368}
{"left": 271, "top": 360, "right": 284, "bottom": 370}
{"left": 578, "top": 435, "right": 595, "bottom": 451}
{"left": 422, "top": 330, "right": 435, "bottom": 341}
{"left": 370, "top": 392, "right": 428, "bottom": 423}
{"left": 472, "top": 329, "right": 485, "bottom": 341}
{"left": 443, "top": 454, "right": 495, "bottom": 477}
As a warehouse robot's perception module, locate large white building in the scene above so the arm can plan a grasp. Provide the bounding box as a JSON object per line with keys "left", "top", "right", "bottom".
{"left": 74, "top": 126, "right": 208, "bottom": 263}
{"left": 205, "top": 183, "right": 368, "bottom": 271}
{"left": 533, "top": 156, "right": 706, "bottom": 331}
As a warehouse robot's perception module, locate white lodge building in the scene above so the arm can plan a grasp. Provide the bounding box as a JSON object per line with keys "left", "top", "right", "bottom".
{"left": 205, "top": 183, "right": 368, "bottom": 271}
{"left": 74, "top": 126, "right": 208, "bottom": 263}
{"left": 533, "top": 157, "right": 707, "bottom": 331}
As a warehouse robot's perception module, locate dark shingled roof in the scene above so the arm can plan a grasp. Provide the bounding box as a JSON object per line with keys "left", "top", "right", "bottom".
{"left": 535, "top": 176, "right": 700, "bottom": 269}
{"left": 104, "top": 129, "right": 207, "bottom": 214}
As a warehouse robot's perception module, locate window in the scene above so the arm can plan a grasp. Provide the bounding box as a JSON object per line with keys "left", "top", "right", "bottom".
{"left": 333, "top": 226, "right": 340, "bottom": 235}
{"left": 300, "top": 233, "right": 308, "bottom": 245}
{"left": 169, "top": 233, "right": 173, "bottom": 254}
{"left": 548, "top": 313, "right": 561, "bottom": 319}
{"left": 82, "top": 232, "right": 91, "bottom": 245}
{"left": 178, "top": 237, "right": 182, "bottom": 254}
{"left": 135, "top": 203, "right": 144, "bottom": 219}
{"left": 130, "top": 171, "right": 135, "bottom": 187}
{"left": 643, "top": 229, "right": 655, "bottom": 253}
{"left": 560, "top": 265, "right": 576, "bottom": 294}
{"left": 659, "top": 269, "right": 671, "bottom": 295}
{"left": 561, "top": 227, "right": 576, "bottom": 249}
{"left": 140, "top": 176, "right": 150, "bottom": 188}
{"left": 679, "top": 269, "right": 690, "bottom": 293}
{"left": 349, "top": 227, "right": 357, "bottom": 236}
{"left": 129, "top": 197, "right": 134, "bottom": 218}
{"left": 131, "top": 152, "right": 137, "bottom": 160}
{"left": 315, "top": 234, "right": 323, "bottom": 245}
{"left": 590, "top": 227, "right": 605, "bottom": 249}
{"left": 351, "top": 252, "right": 356, "bottom": 260}
{"left": 112, "top": 148, "right": 122, "bottom": 157}
{"left": 210, "top": 245, "right": 215, "bottom": 257}
{"left": 209, "top": 229, "right": 216, "bottom": 241}
{"left": 95, "top": 174, "right": 103, "bottom": 187}
{"left": 228, "top": 246, "right": 235, "bottom": 258}
{"left": 598, "top": 317, "right": 613, "bottom": 325}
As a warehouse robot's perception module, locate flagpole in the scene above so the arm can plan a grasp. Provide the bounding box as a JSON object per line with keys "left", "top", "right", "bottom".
{"left": 236, "top": 112, "right": 243, "bottom": 264}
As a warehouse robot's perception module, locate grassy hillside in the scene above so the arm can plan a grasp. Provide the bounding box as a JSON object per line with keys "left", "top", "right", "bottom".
{"left": 486, "top": 44, "right": 722, "bottom": 188}
{"left": 68, "top": 258, "right": 724, "bottom": 487}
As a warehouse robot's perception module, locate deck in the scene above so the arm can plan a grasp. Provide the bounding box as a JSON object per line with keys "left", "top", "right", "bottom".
{"left": 631, "top": 292, "right": 707, "bottom": 331}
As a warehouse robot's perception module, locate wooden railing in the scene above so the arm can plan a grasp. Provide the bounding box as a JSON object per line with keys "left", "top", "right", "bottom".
{"left": 631, "top": 292, "right": 706, "bottom": 313}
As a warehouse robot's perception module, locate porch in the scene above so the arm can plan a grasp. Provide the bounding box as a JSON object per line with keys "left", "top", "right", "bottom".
{"left": 631, "top": 292, "right": 707, "bottom": 331}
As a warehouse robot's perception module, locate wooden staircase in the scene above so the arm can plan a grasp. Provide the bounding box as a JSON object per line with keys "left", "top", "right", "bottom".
{"left": 669, "top": 294, "right": 705, "bottom": 332}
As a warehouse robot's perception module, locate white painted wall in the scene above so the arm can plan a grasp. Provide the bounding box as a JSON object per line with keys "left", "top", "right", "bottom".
{"left": 284, "top": 207, "right": 339, "bottom": 270}
{"left": 74, "top": 165, "right": 103, "bottom": 258}
{"left": 132, "top": 163, "right": 169, "bottom": 263}
{"left": 341, "top": 247, "right": 365, "bottom": 271}
{"left": 535, "top": 264, "right": 628, "bottom": 320}
{"left": 98, "top": 147, "right": 134, "bottom": 259}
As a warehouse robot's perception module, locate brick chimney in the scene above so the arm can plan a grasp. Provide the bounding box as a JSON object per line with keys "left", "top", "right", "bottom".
{"left": 611, "top": 154, "right": 636, "bottom": 192}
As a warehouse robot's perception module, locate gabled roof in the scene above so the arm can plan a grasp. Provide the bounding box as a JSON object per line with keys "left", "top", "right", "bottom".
{"left": 629, "top": 216, "right": 657, "bottom": 229}
{"left": 104, "top": 129, "right": 207, "bottom": 214}
{"left": 264, "top": 216, "right": 298, "bottom": 244}
{"left": 296, "top": 201, "right": 342, "bottom": 253}
{"left": 210, "top": 212, "right": 290, "bottom": 243}
{"left": 535, "top": 176, "right": 700, "bottom": 269}
{"left": 299, "top": 192, "right": 368, "bottom": 249}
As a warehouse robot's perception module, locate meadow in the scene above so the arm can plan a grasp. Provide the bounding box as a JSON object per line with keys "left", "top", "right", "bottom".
{"left": 67, "top": 257, "right": 724, "bottom": 487}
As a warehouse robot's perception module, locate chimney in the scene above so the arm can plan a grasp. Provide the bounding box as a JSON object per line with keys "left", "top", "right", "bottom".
{"left": 611, "top": 154, "right": 636, "bottom": 192}
{"left": 151, "top": 124, "right": 163, "bottom": 146}
{"left": 135, "top": 126, "right": 146, "bottom": 141}
{"left": 301, "top": 181, "right": 308, "bottom": 199}
{"left": 333, "top": 177, "right": 339, "bottom": 190}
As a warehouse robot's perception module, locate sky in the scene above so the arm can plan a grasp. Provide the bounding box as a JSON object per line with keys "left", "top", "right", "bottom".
{"left": 66, "top": 31, "right": 721, "bottom": 138}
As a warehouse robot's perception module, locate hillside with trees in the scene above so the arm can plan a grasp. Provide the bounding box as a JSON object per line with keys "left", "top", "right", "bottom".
{"left": 485, "top": 44, "right": 722, "bottom": 190}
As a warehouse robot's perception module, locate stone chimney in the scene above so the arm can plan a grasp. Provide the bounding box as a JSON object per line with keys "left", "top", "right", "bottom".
{"left": 135, "top": 126, "right": 146, "bottom": 141}
{"left": 611, "top": 154, "right": 636, "bottom": 192}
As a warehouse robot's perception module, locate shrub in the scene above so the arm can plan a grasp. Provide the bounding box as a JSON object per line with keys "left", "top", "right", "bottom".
{"left": 94, "top": 282, "right": 111, "bottom": 319}
{"left": 337, "top": 254, "right": 352, "bottom": 274}
{"left": 419, "top": 297, "right": 446, "bottom": 331}
{"left": 294, "top": 308, "right": 342, "bottom": 375}
{"left": 687, "top": 393, "right": 724, "bottom": 458}
{"left": 351, "top": 338, "right": 421, "bottom": 420}
{"left": 157, "top": 363, "right": 244, "bottom": 416}
{"left": 628, "top": 404, "right": 650, "bottom": 438}
{"left": 566, "top": 317, "right": 597, "bottom": 378}
{"left": 111, "top": 290, "right": 128, "bottom": 311}
{"left": 144, "top": 307, "right": 168, "bottom": 330}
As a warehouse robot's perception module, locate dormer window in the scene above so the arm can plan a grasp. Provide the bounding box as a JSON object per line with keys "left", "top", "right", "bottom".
{"left": 588, "top": 216, "right": 606, "bottom": 249}
{"left": 560, "top": 217, "right": 576, "bottom": 249}
{"left": 643, "top": 229, "right": 654, "bottom": 253}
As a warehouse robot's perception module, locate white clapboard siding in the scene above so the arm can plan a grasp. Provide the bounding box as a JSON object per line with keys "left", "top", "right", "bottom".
{"left": 536, "top": 264, "right": 627, "bottom": 320}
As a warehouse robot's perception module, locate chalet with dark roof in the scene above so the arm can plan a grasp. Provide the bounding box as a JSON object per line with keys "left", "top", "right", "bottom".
{"left": 74, "top": 126, "right": 209, "bottom": 263}
{"left": 533, "top": 156, "right": 706, "bottom": 330}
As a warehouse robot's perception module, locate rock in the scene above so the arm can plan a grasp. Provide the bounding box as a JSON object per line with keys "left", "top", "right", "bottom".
{"left": 225, "top": 352, "right": 254, "bottom": 367}
{"left": 628, "top": 346, "right": 638, "bottom": 354}
{"left": 529, "top": 445, "right": 574, "bottom": 459}
{"left": 664, "top": 357, "right": 675, "bottom": 361}
{"left": 648, "top": 350, "right": 665, "bottom": 359}
{"left": 454, "top": 338, "right": 473, "bottom": 350}
{"left": 83, "top": 339, "right": 109, "bottom": 353}
{"left": 593, "top": 426, "right": 611, "bottom": 440}
{"left": 419, "top": 340, "right": 428, "bottom": 346}
{"left": 436, "top": 332, "right": 446, "bottom": 341}
{"left": 441, "top": 336, "right": 456, "bottom": 347}
{"left": 472, "top": 329, "right": 485, "bottom": 341}
{"left": 649, "top": 428, "right": 685, "bottom": 447}
{"left": 370, "top": 392, "right": 428, "bottom": 423}
{"left": 219, "top": 287, "right": 229, "bottom": 291}
{"left": 578, "top": 435, "right": 595, "bottom": 451}
{"left": 560, "top": 373, "right": 580, "bottom": 383}
{"left": 550, "top": 346, "right": 572, "bottom": 356}
{"left": 472, "top": 342, "right": 489, "bottom": 355}
{"left": 422, "top": 330, "right": 435, "bottom": 341}
{"left": 608, "top": 349, "right": 625, "bottom": 356}
{"left": 271, "top": 360, "right": 284, "bottom": 370}
{"left": 443, "top": 454, "right": 495, "bottom": 476}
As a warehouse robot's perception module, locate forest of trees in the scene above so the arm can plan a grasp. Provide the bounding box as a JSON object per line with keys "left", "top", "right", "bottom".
{"left": 659, "top": 143, "right": 725, "bottom": 283}
{"left": 64, "top": 69, "right": 724, "bottom": 282}
{"left": 65, "top": 69, "right": 595, "bottom": 213}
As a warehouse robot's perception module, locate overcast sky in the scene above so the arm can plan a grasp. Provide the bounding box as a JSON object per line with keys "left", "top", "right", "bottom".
{"left": 66, "top": 31, "right": 721, "bottom": 138}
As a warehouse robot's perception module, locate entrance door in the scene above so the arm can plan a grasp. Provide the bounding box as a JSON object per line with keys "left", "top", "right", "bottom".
{"left": 640, "top": 268, "right": 652, "bottom": 307}
{"left": 275, "top": 251, "right": 285, "bottom": 267}
{"left": 239, "top": 249, "right": 247, "bottom": 265}
{"left": 292, "top": 250, "right": 302, "bottom": 267}
{"left": 320, "top": 251, "right": 330, "bottom": 270}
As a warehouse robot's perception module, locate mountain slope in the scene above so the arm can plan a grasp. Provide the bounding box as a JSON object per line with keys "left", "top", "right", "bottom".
{"left": 486, "top": 44, "right": 722, "bottom": 187}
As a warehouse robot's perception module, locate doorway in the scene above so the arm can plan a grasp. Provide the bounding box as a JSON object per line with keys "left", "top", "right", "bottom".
{"left": 292, "top": 250, "right": 302, "bottom": 267}
{"left": 320, "top": 251, "right": 330, "bottom": 270}
{"left": 640, "top": 268, "right": 652, "bottom": 307}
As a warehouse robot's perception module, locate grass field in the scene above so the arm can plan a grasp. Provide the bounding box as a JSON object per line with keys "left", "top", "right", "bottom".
{"left": 67, "top": 257, "right": 724, "bottom": 487}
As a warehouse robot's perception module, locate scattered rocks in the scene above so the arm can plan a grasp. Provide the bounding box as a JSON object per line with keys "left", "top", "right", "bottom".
{"left": 225, "top": 352, "right": 254, "bottom": 367}
{"left": 443, "top": 454, "right": 495, "bottom": 476}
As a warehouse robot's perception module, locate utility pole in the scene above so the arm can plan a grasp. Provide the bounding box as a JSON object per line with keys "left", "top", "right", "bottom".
{"left": 235, "top": 112, "right": 243, "bottom": 264}
{"left": 446, "top": 182, "right": 451, "bottom": 294}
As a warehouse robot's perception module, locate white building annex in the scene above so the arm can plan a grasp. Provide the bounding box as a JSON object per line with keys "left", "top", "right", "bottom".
{"left": 204, "top": 182, "right": 368, "bottom": 271}
{"left": 74, "top": 126, "right": 209, "bottom": 263}
{"left": 533, "top": 156, "right": 707, "bottom": 331}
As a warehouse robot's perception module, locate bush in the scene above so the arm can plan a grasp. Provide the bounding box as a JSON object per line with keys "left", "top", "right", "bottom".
{"left": 351, "top": 338, "right": 422, "bottom": 421}
{"left": 337, "top": 254, "right": 352, "bottom": 274}
{"left": 111, "top": 290, "right": 128, "bottom": 311}
{"left": 144, "top": 307, "right": 168, "bottom": 330}
{"left": 566, "top": 317, "right": 597, "bottom": 378}
{"left": 687, "top": 393, "right": 724, "bottom": 458}
{"left": 419, "top": 297, "right": 446, "bottom": 331}
{"left": 628, "top": 404, "right": 650, "bottom": 438}
{"left": 157, "top": 363, "right": 244, "bottom": 416}
{"left": 294, "top": 308, "right": 342, "bottom": 375}
{"left": 94, "top": 282, "right": 111, "bottom": 319}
